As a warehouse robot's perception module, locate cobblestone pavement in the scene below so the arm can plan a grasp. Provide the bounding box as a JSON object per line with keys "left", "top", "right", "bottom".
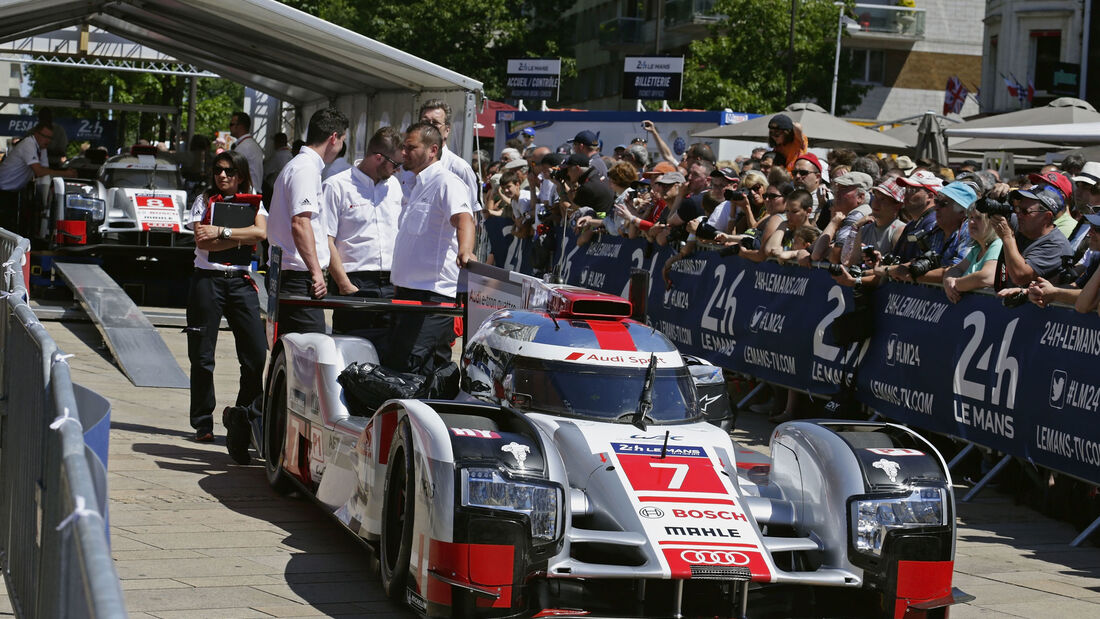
{"left": 25, "top": 308, "right": 1100, "bottom": 618}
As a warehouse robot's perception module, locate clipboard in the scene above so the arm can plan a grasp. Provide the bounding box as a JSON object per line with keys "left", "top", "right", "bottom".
{"left": 208, "top": 193, "right": 261, "bottom": 265}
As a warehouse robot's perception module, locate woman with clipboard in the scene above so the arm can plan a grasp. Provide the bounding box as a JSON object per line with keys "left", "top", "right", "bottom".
{"left": 185, "top": 149, "right": 267, "bottom": 462}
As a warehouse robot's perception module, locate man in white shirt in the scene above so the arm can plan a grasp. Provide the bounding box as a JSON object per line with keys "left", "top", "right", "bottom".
{"left": 417, "top": 99, "right": 481, "bottom": 214}
{"left": 387, "top": 121, "right": 475, "bottom": 375}
{"left": 324, "top": 126, "right": 404, "bottom": 338}
{"left": 0, "top": 123, "right": 75, "bottom": 233}
{"left": 229, "top": 111, "right": 264, "bottom": 191}
{"left": 267, "top": 107, "right": 348, "bottom": 334}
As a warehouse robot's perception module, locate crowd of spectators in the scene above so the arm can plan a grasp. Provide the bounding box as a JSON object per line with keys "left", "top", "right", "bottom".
{"left": 477, "top": 115, "right": 1100, "bottom": 323}
{"left": 474, "top": 115, "right": 1100, "bottom": 420}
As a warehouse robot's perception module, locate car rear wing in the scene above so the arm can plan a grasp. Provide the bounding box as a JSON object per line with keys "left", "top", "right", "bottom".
{"left": 265, "top": 246, "right": 463, "bottom": 348}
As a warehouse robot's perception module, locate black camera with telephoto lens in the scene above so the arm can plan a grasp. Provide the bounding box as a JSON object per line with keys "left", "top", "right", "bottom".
{"left": 905, "top": 229, "right": 943, "bottom": 279}
{"left": 976, "top": 197, "right": 1013, "bottom": 217}
{"left": 724, "top": 188, "right": 745, "bottom": 202}
{"left": 695, "top": 221, "right": 720, "bottom": 242}
{"left": 551, "top": 165, "right": 570, "bottom": 183}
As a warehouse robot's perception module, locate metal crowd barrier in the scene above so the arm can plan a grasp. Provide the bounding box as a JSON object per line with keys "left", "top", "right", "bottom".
{"left": 0, "top": 229, "right": 126, "bottom": 618}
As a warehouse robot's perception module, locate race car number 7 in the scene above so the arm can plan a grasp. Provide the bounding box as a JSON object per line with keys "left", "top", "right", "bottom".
{"left": 650, "top": 462, "right": 689, "bottom": 489}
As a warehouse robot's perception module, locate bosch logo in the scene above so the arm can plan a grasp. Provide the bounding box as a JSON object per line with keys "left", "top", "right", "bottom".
{"left": 639, "top": 506, "right": 664, "bottom": 519}
{"left": 679, "top": 550, "right": 750, "bottom": 566}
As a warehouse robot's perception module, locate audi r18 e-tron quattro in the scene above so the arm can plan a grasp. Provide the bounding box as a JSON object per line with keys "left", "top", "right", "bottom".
{"left": 248, "top": 262, "right": 966, "bottom": 618}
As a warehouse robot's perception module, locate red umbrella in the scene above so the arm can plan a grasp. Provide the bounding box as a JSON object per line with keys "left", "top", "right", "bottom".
{"left": 475, "top": 100, "right": 517, "bottom": 139}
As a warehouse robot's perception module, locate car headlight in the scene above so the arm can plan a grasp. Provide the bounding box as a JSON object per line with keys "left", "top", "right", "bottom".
{"left": 461, "top": 468, "right": 561, "bottom": 541}
{"left": 65, "top": 195, "right": 106, "bottom": 224}
{"left": 853, "top": 487, "right": 945, "bottom": 556}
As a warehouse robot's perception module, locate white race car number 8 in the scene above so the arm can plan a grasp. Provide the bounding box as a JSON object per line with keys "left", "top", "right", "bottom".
{"left": 649, "top": 462, "right": 689, "bottom": 489}
{"left": 680, "top": 550, "right": 750, "bottom": 565}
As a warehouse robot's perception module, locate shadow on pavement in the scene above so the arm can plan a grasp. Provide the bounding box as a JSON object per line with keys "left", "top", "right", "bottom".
{"left": 127, "top": 440, "right": 412, "bottom": 617}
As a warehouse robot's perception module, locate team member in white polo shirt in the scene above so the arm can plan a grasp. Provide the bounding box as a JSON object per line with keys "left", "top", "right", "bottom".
{"left": 0, "top": 123, "right": 75, "bottom": 232}
{"left": 266, "top": 107, "right": 348, "bottom": 335}
{"left": 386, "top": 122, "right": 475, "bottom": 375}
{"left": 323, "top": 126, "right": 404, "bottom": 339}
{"left": 418, "top": 99, "right": 481, "bottom": 213}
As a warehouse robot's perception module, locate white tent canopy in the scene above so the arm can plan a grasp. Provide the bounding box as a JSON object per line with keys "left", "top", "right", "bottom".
{"left": 0, "top": 0, "right": 483, "bottom": 157}
{"left": 946, "top": 122, "right": 1100, "bottom": 145}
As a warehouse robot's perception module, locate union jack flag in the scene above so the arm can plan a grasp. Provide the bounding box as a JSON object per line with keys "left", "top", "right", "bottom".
{"left": 943, "top": 76, "right": 967, "bottom": 114}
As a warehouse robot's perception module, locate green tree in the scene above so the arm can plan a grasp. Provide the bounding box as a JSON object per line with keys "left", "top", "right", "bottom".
{"left": 26, "top": 65, "right": 242, "bottom": 150}
{"left": 280, "top": 0, "right": 575, "bottom": 100}
{"left": 680, "top": 0, "right": 869, "bottom": 115}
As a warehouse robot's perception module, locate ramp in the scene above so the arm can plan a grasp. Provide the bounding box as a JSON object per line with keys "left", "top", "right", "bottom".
{"left": 53, "top": 262, "right": 190, "bottom": 389}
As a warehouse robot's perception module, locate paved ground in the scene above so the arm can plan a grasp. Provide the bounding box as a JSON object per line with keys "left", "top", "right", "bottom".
{"left": 27, "top": 304, "right": 1100, "bottom": 617}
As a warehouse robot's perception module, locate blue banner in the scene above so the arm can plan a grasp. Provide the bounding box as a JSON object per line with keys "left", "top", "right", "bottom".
{"left": 859, "top": 282, "right": 1100, "bottom": 483}
{"left": 483, "top": 216, "right": 534, "bottom": 275}
{"left": 512, "top": 226, "right": 1100, "bottom": 486}
{"left": 0, "top": 115, "right": 118, "bottom": 151}
{"left": 553, "top": 231, "right": 853, "bottom": 395}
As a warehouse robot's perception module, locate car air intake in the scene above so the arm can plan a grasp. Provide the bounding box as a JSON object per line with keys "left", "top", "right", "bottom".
{"left": 689, "top": 565, "right": 751, "bottom": 580}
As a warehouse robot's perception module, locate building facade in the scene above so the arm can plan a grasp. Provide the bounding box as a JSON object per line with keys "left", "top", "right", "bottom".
{"left": 981, "top": 0, "right": 1097, "bottom": 113}
{"left": 561, "top": 0, "right": 984, "bottom": 122}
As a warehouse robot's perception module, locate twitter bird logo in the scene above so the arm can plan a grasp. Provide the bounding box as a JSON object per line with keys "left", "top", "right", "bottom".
{"left": 1050, "top": 370, "right": 1067, "bottom": 409}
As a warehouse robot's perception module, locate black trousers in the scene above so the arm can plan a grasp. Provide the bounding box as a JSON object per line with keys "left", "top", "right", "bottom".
{"left": 0, "top": 190, "right": 22, "bottom": 234}
{"left": 186, "top": 269, "right": 267, "bottom": 434}
{"left": 383, "top": 286, "right": 456, "bottom": 375}
{"left": 277, "top": 270, "right": 327, "bottom": 336}
{"left": 331, "top": 270, "right": 395, "bottom": 339}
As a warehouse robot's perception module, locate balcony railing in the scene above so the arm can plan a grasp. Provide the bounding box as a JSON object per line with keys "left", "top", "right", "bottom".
{"left": 665, "top": 0, "right": 721, "bottom": 28}
{"left": 850, "top": 3, "right": 925, "bottom": 38}
{"left": 598, "top": 16, "right": 646, "bottom": 46}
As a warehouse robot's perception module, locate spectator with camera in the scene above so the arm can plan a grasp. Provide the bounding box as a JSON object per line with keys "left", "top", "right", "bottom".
{"left": 895, "top": 182, "right": 977, "bottom": 283}
{"left": 892, "top": 170, "right": 944, "bottom": 258}
{"left": 811, "top": 171, "right": 873, "bottom": 265}
{"left": 1026, "top": 170, "right": 1078, "bottom": 240}
{"left": 942, "top": 205, "right": 1002, "bottom": 303}
{"left": 574, "top": 161, "right": 639, "bottom": 245}
{"left": 629, "top": 171, "right": 686, "bottom": 244}
{"left": 687, "top": 166, "right": 740, "bottom": 237}
{"left": 990, "top": 183, "right": 1073, "bottom": 299}
{"left": 1025, "top": 212, "right": 1100, "bottom": 309}
{"left": 844, "top": 177, "right": 907, "bottom": 267}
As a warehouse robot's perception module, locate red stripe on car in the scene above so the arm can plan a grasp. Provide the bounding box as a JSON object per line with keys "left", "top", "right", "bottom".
{"left": 587, "top": 320, "right": 636, "bottom": 351}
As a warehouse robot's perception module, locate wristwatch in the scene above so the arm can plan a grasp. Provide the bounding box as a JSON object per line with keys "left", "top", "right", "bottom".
{"left": 220, "top": 227, "right": 233, "bottom": 239}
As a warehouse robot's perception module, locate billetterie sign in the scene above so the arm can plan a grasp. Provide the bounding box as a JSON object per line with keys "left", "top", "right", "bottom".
{"left": 622, "top": 56, "right": 684, "bottom": 100}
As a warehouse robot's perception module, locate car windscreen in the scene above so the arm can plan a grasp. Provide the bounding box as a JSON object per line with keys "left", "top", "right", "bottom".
{"left": 508, "top": 358, "right": 700, "bottom": 423}
{"left": 103, "top": 169, "right": 181, "bottom": 190}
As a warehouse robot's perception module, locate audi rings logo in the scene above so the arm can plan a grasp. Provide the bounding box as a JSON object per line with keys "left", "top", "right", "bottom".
{"left": 639, "top": 506, "right": 664, "bottom": 519}
{"left": 680, "top": 550, "right": 750, "bottom": 566}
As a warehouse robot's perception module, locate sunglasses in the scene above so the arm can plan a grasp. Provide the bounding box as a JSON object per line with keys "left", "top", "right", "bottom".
{"left": 631, "top": 138, "right": 648, "bottom": 145}
{"left": 213, "top": 166, "right": 237, "bottom": 177}
{"left": 933, "top": 199, "right": 953, "bottom": 209}
{"left": 792, "top": 169, "right": 816, "bottom": 177}
{"left": 373, "top": 151, "right": 401, "bottom": 168}
{"left": 764, "top": 192, "right": 783, "bottom": 199}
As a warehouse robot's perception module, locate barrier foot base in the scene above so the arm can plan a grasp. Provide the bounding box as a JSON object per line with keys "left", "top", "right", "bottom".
{"left": 961, "top": 454, "right": 1012, "bottom": 502}
{"left": 947, "top": 443, "right": 975, "bottom": 471}
{"left": 1071, "top": 515, "right": 1100, "bottom": 547}
{"left": 735, "top": 382, "right": 765, "bottom": 411}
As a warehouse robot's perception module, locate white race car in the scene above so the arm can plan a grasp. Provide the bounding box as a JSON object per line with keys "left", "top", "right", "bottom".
{"left": 249, "top": 263, "right": 967, "bottom": 618}
{"left": 41, "top": 145, "right": 191, "bottom": 248}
